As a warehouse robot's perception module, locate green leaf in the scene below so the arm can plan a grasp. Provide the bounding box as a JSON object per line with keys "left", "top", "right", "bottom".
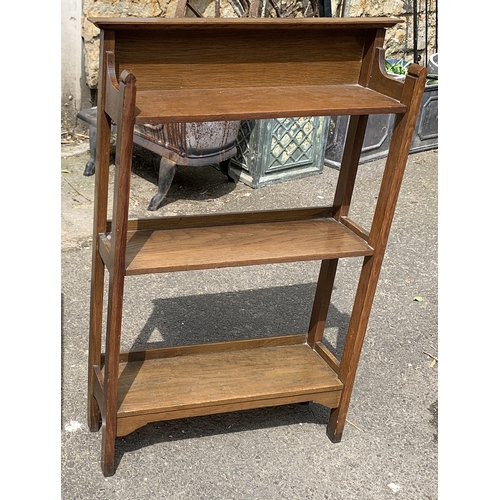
{"left": 385, "top": 59, "right": 409, "bottom": 76}
{"left": 413, "top": 296, "right": 423, "bottom": 302}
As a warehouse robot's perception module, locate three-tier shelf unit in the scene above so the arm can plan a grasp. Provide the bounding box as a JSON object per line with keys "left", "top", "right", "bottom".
{"left": 86, "top": 17, "right": 427, "bottom": 476}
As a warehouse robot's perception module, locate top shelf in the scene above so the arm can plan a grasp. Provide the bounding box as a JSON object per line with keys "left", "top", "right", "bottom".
{"left": 134, "top": 84, "right": 406, "bottom": 123}
{"left": 93, "top": 16, "right": 412, "bottom": 124}
{"left": 90, "top": 17, "right": 404, "bottom": 31}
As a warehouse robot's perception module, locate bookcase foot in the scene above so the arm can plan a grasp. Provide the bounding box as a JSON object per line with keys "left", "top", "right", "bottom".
{"left": 100, "top": 424, "right": 117, "bottom": 477}
{"left": 326, "top": 407, "right": 345, "bottom": 443}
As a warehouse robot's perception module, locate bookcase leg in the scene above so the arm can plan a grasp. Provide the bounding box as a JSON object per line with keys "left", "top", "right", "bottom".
{"left": 88, "top": 255, "right": 105, "bottom": 432}
{"left": 99, "top": 263, "right": 127, "bottom": 476}
{"left": 101, "top": 420, "right": 117, "bottom": 477}
{"left": 87, "top": 101, "right": 112, "bottom": 433}
{"left": 326, "top": 407, "right": 344, "bottom": 442}
{"left": 326, "top": 254, "right": 378, "bottom": 442}
{"left": 326, "top": 68, "right": 427, "bottom": 443}
{"left": 307, "top": 258, "right": 339, "bottom": 345}
{"left": 98, "top": 67, "right": 137, "bottom": 477}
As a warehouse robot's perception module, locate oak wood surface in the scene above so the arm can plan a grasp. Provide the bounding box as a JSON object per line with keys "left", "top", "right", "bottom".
{"left": 109, "top": 334, "right": 307, "bottom": 364}
{"left": 113, "top": 29, "right": 366, "bottom": 90}
{"left": 307, "top": 259, "right": 339, "bottom": 346}
{"left": 327, "top": 63, "right": 428, "bottom": 443}
{"left": 134, "top": 85, "right": 406, "bottom": 123}
{"left": 98, "top": 217, "right": 374, "bottom": 275}
{"left": 89, "top": 17, "right": 402, "bottom": 30}
{"left": 314, "top": 342, "right": 341, "bottom": 375}
{"left": 116, "top": 392, "right": 338, "bottom": 437}
{"left": 86, "top": 17, "right": 427, "bottom": 475}
{"left": 100, "top": 70, "right": 138, "bottom": 477}
{"left": 89, "top": 17, "right": 406, "bottom": 124}
{"left": 111, "top": 343, "right": 343, "bottom": 424}
{"left": 340, "top": 216, "right": 370, "bottom": 242}
{"left": 106, "top": 206, "right": 335, "bottom": 232}
{"left": 88, "top": 30, "right": 115, "bottom": 434}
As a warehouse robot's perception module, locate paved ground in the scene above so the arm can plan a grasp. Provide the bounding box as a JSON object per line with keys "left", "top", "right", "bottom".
{"left": 61, "top": 141, "right": 438, "bottom": 499}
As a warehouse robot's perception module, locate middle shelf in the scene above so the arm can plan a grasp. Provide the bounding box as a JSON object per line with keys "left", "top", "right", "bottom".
{"left": 99, "top": 207, "right": 374, "bottom": 275}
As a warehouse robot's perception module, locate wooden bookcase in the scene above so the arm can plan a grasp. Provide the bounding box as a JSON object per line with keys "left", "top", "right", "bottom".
{"left": 87, "top": 17, "right": 427, "bottom": 476}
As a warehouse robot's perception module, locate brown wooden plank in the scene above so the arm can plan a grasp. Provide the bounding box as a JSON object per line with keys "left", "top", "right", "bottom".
{"left": 314, "top": 342, "right": 341, "bottom": 375}
{"left": 111, "top": 334, "right": 307, "bottom": 364}
{"left": 93, "top": 365, "right": 105, "bottom": 416}
{"left": 307, "top": 259, "right": 339, "bottom": 346}
{"left": 99, "top": 217, "right": 374, "bottom": 275}
{"left": 113, "top": 29, "right": 367, "bottom": 91}
{"left": 115, "top": 344, "right": 342, "bottom": 418}
{"left": 333, "top": 114, "right": 369, "bottom": 219}
{"left": 117, "top": 389, "right": 341, "bottom": 437}
{"left": 89, "top": 17, "right": 402, "bottom": 31}
{"left": 302, "top": 19, "right": 383, "bottom": 352}
{"left": 134, "top": 85, "right": 406, "bottom": 123}
{"left": 100, "top": 69, "right": 138, "bottom": 477}
{"left": 340, "top": 216, "right": 370, "bottom": 242}
{"left": 368, "top": 47, "right": 406, "bottom": 101}
{"left": 106, "top": 206, "right": 335, "bottom": 232}
{"left": 103, "top": 52, "right": 122, "bottom": 124}
{"left": 328, "top": 63, "right": 428, "bottom": 444}
{"left": 88, "top": 28, "right": 115, "bottom": 434}
{"left": 358, "top": 28, "right": 387, "bottom": 87}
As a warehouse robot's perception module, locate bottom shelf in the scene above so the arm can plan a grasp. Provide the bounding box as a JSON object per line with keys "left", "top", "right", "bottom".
{"left": 93, "top": 335, "right": 343, "bottom": 437}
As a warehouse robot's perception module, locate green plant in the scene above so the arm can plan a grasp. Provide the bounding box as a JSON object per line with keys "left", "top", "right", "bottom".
{"left": 426, "top": 74, "right": 438, "bottom": 85}
{"left": 386, "top": 59, "right": 438, "bottom": 86}
{"left": 385, "top": 59, "right": 409, "bottom": 76}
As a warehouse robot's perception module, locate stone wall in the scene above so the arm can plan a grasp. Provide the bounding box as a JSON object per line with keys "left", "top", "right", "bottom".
{"left": 82, "top": 0, "right": 437, "bottom": 90}
{"left": 83, "top": 0, "right": 242, "bottom": 89}
{"left": 346, "top": 0, "right": 437, "bottom": 63}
